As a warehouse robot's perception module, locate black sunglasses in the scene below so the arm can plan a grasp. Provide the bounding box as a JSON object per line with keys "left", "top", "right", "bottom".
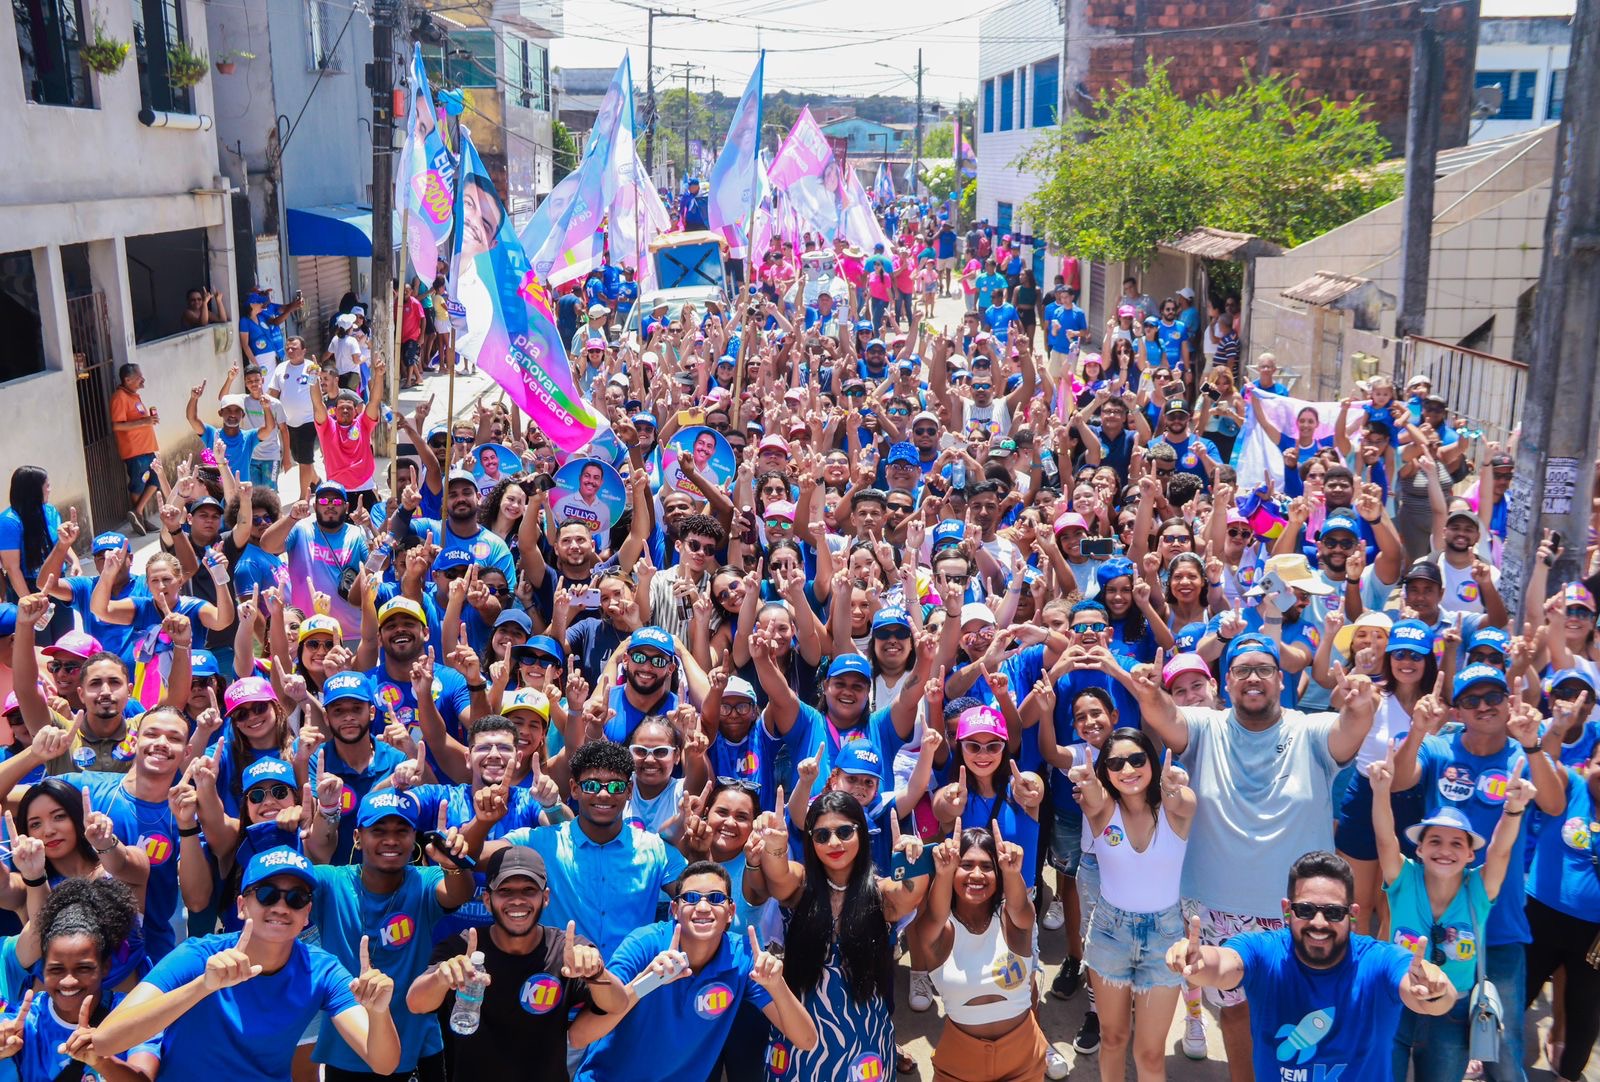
{"left": 249, "top": 884, "right": 314, "bottom": 910}
{"left": 1102, "top": 752, "right": 1149, "bottom": 771}
{"left": 1288, "top": 901, "right": 1350, "bottom": 923}
{"left": 629, "top": 650, "right": 673, "bottom": 669}
{"left": 248, "top": 783, "right": 293, "bottom": 805}
{"left": 811, "top": 825, "right": 858, "bottom": 844}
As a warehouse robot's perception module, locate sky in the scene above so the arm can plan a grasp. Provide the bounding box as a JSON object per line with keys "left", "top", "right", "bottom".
{"left": 548, "top": 0, "right": 994, "bottom": 105}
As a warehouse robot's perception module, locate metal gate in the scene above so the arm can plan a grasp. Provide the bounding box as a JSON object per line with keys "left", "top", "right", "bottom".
{"left": 69, "top": 292, "right": 129, "bottom": 534}
{"left": 294, "top": 255, "right": 353, "bottom": 355}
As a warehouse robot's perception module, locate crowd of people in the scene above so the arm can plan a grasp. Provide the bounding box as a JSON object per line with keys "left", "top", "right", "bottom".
{"left": 0, "top": 188, "right": 1591, "bottom": 1082}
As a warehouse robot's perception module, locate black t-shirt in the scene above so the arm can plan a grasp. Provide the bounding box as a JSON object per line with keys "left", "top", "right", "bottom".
{"left": 431, "top": 928, "right": 595, "bottom": 1079}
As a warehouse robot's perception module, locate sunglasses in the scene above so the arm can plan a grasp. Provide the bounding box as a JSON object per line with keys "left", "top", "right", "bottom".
{"left": 1071, "top": 622, "right": 1108, "bottom": 635}
{"left": 1567, "top": 606, "right": 1596, "bottom": 619}
{"left": 629, "top": 650, "right": 673, "bottom": 669}
{"left": 1455, "top": 690, "right": 1507, "bottom": 711}
{"left": 1103, "top": 752, "right": 1148, "bottom": 771}
{"left": 971, "top": 384, "right": 993, "bottom": 392}
{"left": 683, "top": 538, "right": 716, "bottom": 555}
{"left": 1320, "top": 536, "right": 1357, "bottom": 551}
{"left": 249, "top": 884, "right": 314, "bottom": 910}
{"left": 316, "top": 496, "right": 346, "bottom": 506}
{"left": 873, "top": 627, "right": 912, "bottom": 641}
{"left": 1159, "top": 534, "right": 1189, "bottom": 544}
{"left": 1288, "top": 901, "right": 1350, "bottom": 923}
{"left": 677, "top": 890, "right": 731, "bottom": 906}
{"left": 46, "top": 659, "right": 84, "bottom": 675}
{"left": 248, "top": 783, "right": 293, "bottom": 805}
{"left": 810, "top": 825, "right": 858, "bottom": 844}
{"left": 960, "top": 739, "right": 1005, "bottom": 756}
{"left": 252, "top": 514, "right": 277, "bottom": 526}
{"left": 628, "top": 744, "right": 675, "bottom": 761}
{"left": 887, "top": 408, "right": 910, "bottom": 417}
{"left": 1428, "top": 924, "right": 1448, "bottom": 965}
{"left": 578, "top": 779, "right": 630, "bottom": 796}
{"left": 1389, "top": 648, "right": 1428, "bottom": 663}
{"left": 912, "top": 426, "right": 938, "bottom": 436}
{"left": 1227, "top": 528, "right": 1252, "bottom": 541}
{"left": 763, "top": 518, "right": 791, "bottom": 530}
{"left": 937, "top": 572, "right": 970, "bottom": 586}
{"left": 518, "top": 654, "right": 559, "bottom": 669}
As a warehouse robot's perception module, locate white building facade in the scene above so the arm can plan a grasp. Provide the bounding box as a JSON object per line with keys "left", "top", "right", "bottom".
{"left": 1473, "top": 5, "right": 1571, "bottom": 142}
{"left": 974, "top": 0, "right": 1060, "bottom": 240}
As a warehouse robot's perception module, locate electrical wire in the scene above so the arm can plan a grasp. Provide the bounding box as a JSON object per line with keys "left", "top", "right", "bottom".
{"left": 277, "top": 0, "right": 361, "bottom": 159}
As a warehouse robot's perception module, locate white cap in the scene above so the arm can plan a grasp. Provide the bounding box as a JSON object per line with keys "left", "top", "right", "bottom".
{"left": 723, "top": 676, "right": 757, "bottom": 701}
{"left": 960, "top": 602, "right": 996, "bottom": 627}
{"left": 1177, "top": 286, "right": 1196, "bottom": 300}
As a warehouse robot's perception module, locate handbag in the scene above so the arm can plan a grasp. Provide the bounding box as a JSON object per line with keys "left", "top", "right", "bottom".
{"left": 1465, "top": 889, "right": 1503, "bottom": 1063}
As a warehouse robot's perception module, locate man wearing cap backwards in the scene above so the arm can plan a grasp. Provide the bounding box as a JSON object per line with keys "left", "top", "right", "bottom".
{"left": 1385, "top": 661, "right": 1563, "bottom": 1082}
{"left": 95, "top": 845, "right": 402, "bottom": 1080}
{"left": 310, "top": 671, "right": 409, "bottom": 863}
{"left": 262, "top": 480, "right": 369, "bottom": 639}
{"left": 408, "top": 846, "right": 627, "bottom": 1077}
{"left": 1125, "top": 630, "right": 1382, "bottom": 1082}
{"left": 307, "top": 790, "right": 475, "bottom": 1079}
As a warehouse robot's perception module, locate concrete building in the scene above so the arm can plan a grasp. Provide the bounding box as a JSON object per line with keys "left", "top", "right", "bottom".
{"left": 1473, "top": 0, "right": 1571, "bottom": 143}
{"left": 974, "top": 0, "right": 1059, "bottom": 237}
{"left": 2, "top": 0, "right": 236, "bottom": 533}
{"left": 821, "top": 116, "right": 903, "bottom": 157}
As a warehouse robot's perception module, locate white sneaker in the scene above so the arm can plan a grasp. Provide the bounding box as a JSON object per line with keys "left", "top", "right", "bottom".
{"left": 1182, "top": 1013, "right": 1207, "bottom": 1059}
{"left": 1045, "top": 1046, "right": 1070, "bottom": 1079}
{"left": 908, "top": 970, "right": 936, "bottom": 1012}
{"left": 1042, "top": 898, "right": 1066, "bottom": 931}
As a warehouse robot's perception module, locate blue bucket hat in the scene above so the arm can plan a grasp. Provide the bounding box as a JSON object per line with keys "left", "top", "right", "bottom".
{"left": 1405, "top": 806, "right": 1487, "bottom": 850}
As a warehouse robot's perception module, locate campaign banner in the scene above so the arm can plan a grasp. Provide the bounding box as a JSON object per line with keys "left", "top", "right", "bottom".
{"left": 610, "top": 137, "right": 671, "bottom": 291}
{"left": 397, "top": 44, "right": 456, "bottom": 281}
{"left": 840, "top": 165, "right": 891, "bottom": 254}
{"left": 449, "top": 130, "right": 601, "bottom": 453}
{"left": 708, "top": 52, "right": 764, "bottom": 258}
{"left": 767, "top": 107, "right": 844, "bottom": 244}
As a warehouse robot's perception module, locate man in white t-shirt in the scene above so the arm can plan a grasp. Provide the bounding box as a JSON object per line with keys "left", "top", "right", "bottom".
{"left": 268, "top": 335, "right": 320, "bottom": 500}
{"left": 1434, "top": 499, "right": 1503, "bottom": 618}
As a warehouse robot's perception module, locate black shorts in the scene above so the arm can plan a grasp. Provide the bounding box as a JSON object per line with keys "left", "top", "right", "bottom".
{"left": 287, "top": 422, "right": 318, "bottom": 465}
{"left": 402, "top": 340, "right": 420, "bottom": 367}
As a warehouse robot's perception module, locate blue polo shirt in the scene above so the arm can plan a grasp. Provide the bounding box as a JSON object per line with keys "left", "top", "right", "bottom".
{"left": 311, "top": 863, "right": 448, "bottom": 1072}
{"left": 602, "top": 684, "right": 681, "bottom": 744}
{"left": 366, "top": 660, "right": 473, "bottom": 750}
{"left": 142, "top": 933, "right": 357, "bottom": 1082}
{"left": 406, "top": 518, "right": 517, "bottom": 589}
{"left": 314, "top": 738, "right": 409, "bottom": 863}
{"left": 574, "top": 922, "right": 772, "bottom": 1082}
{"left": 503, "top": 820, "right": 687, "bottom": 958}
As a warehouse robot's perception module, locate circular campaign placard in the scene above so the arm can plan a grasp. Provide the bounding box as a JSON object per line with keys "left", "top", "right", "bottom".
{"left": 662, "top": 424, "right": 735, "bottom": 500}
{"left": 471, "top": 443, "right": 523, "bottom": 491}
{"left": 551, "top": 457, "right": 627, "bottom": 534}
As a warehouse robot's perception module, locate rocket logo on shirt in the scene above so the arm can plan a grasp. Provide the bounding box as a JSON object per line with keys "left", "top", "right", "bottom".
{"left": 141, "top": 833, "right": 173, "bottom": 865}
{"left": 1274, "top": 1006, "right": 1335, "bottom": 1064}
{"left": 379, "top": 913, "right": 415, "bottom": 947}
{"left": 991, "top": 952, "right": 1028, "bottom": 990}
{"left": 520, "top": 974, "right": 563, "bottom": 1014}
{"left": 694, "top": 982, "right": 733, "bottom": 1019}
{"left": 1438, "top": 766, "right": 1475, "bottom": 803}
{"left": 849, "top": 1053, "right": 886, "bottom": 1081}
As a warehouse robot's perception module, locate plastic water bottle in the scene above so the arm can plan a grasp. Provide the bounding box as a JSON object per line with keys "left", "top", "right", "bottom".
{"left": 364, "top": 533, "right": 394, "bottom": 573}
{"left": 449, "top": 952, "right": 488, "bottom": 1035}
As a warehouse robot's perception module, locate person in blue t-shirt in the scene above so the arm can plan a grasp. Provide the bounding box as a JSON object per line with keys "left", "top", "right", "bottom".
{"left": 1169, "top": 850, "right": 1456, "bottom": 1082}
{"left": 568, "top": 861, "right": 817, "bottom": 1080}
{"left": 185, "top": 388, "right": 275, "bottom": 482}
{"left": 678, "top": 179, "right": 709, "bottom": 231}
{"left": 616, "top": 267, "right": 640, "bottom": 322}
{"left": 983, "top": 296, "right": 1019, "bottom": 343}
{"left": 1150, "top": 403, "right": 1220, "bottom": 487}
{"left": 94, "top": 846, "right": 402, "bottom": 1079}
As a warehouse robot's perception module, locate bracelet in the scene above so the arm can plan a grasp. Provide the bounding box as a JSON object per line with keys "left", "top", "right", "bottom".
{"left": 178, "top": 825, "right": 201, "bottom": 837}
{"left": 467, "top": 682, "right": 488, "bottom": 693}
{"left": 1504, "top": 808, "right": 1525, "bottom": 817}
{"left": 1520, "top": 744, "right": 1541, "bottom": 754}
{"left": 92, "top": 841, "right": 117, "bottom": 854}
{"left": 21, "top": 873, "right": 46, "bottom": 888}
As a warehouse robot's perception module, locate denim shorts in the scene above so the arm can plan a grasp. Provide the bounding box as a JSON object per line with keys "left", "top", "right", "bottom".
{"left": 125, "top": 452, "right": 157, "bottom": 494}
{"left": 1049, "top": 808, "right": 1084, "bottom": 877}
{"left": 1084, "top": 898, "right": 1186, "bottom": 992}
{"left": 1075, "top": 855, "right": 1101, "bottom": 941}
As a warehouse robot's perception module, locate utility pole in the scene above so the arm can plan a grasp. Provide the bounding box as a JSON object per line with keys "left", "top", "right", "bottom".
{"left": 1393, "top": 5, "right": 1442, "bottom": 363}
{"left": 642, "top": 7, "right": 695, "bottom": 175}
{"left": 369, "top": 0, "right": 401, "bottom": 453}
{"left": 668, "top": 60, "right": 702, "bottom": 180}
{"left": 1500, "top": 0, "right": 1600, "bottom": 620}
{"left": 913, "top": 49, "right": 924, "bottom": 197}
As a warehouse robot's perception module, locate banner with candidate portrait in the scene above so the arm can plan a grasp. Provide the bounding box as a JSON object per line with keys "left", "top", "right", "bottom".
{"left": 397, "top": 44, "right": 456, "bottom": 282}
{"left": 767, "top": 107, "right": 845, "bottom": 244}
{"left": 448, "top": 130, "right": 601, "bottom": 454}
{"left": 708, "top": 52, "right": 764, "bottom": 258}
{"left": 552, "top": 457, "right": 627, "bottom": 534}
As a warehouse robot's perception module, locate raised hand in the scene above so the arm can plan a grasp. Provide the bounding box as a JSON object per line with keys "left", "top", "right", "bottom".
{"left": 433, "top": 928, "right": 491, "bottom": 992}
{"left": 1502, "top": 758, "right": 1537, "bottom": 815}
{"left": 562, "top": 920, "right": 605, "bottom": 979}
{"left": 992, "top": 817, "right": 1024, "bottom": 878}
{"left": 59, "top": 993, "right": 103, "bottom": 1067}
{"left": 644, "top": 924, "right": 693, "bottom": 986}
{"left": 1159, "top": 747, "right": 1189, "bottom": 798}
{"left": 6, "top": 810, "right": 45, "bottom": 883}
{"left": 1369, "top": 739, "right": 1397, "bottom": 794}
{"left": 747, "top": 926, "right": 785, "bottom": 991}
{"left": 1404, "top": 938, "right": 1453, "bottom": 1004}
{"left": 1008, "top": 760, "right": 1045, "bottom": 812}
{"left": 795, "top": 739, "right": 826, "bottom": 791}
{"left": 0, "top": 990, "right": 33, "bottom": 1058}
{"left": 1167, "top": 913, "right": 1206, "bottom": 977}
{"left": 82, "top": 787, "right": 118, "bottom": 855}
{"left": 31, "top": 711, "right": 83, "bottom": 762}
{"left": 205, "top": 919, "right": 264, "bottom": 989}
{"left": 349, "top": 934, "right": 395, "bottom": 1013}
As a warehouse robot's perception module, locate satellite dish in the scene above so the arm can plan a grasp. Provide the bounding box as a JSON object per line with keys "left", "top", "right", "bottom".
{"left": 1472, "top": 84, "right": 1503, "bottom": 119}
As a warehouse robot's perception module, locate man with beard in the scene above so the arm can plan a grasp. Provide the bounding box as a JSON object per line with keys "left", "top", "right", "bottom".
{"left": 39, "top": 525, "right": 147, "bottom": 665}
{"left": 395, "top": 713, "right": 565, "bottom": 840}
{"left": 494, "top": 740, "right": 687, "bottom": 959}
{"left": 1429, "top": 500, "right": 1507, "bottom": 621}
{"left": 310, "top": 790, "right": 475, "bottom": 1080}
{"left": 1128, "top": 635, "right": 1382, "bottom": 1082}
{"left": 401, "top": 469, "right": 515, "bottom": 589}
{"left": 964, "top": 481, "right": 1023, "bottom": 592}
{"left": 263, "top": 481, "right": 369, "bottom": 639}
{"left": 600, "top": 627, "right": 684, "bottom": 744}
{"left": 1170, "top": 851, "right": 1454, "bottom": 1082}
{"left": 1149, "top": 398, "right": 1219, "bottom": 487}
{"left": 645, "top": 514, "right": 724, "bottom": 641}
{"left": 359, "top": 598, "right": 478, "bottom": 757}
{"left": 407, "top": 847, "right": 626, "bottom": 1077}
{"left": 309, "top": 671, "right": 408, "bottom": 863}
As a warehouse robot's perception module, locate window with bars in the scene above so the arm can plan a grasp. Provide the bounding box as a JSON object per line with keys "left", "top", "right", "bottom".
{"left": 1032, "top": 58, "right": 1058, "bottom": 127}
{"left": 12, "top": 0, "right": 93, "bottom": 107}
{"left": 132, "top": 0, "right": 193, "bottom": 115}
{"left": 306, "top": 0, "right": 342, "bottom": 71}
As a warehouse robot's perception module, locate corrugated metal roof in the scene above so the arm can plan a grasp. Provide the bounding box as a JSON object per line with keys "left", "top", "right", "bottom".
{"left": 1163, "top": 227, "right": 1283, "bottom": 261}
{"left": 1282, "top": 271, "right": 1372, "bottom": 306}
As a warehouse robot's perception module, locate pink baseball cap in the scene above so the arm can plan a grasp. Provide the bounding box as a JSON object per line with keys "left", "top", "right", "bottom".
{"left": 42, "top": 631, "right": 103, "bottom": 660}
{"left": 224, "top": 676, "right": 277, "bottom": 714}
{"left": 1564, "top": 582, "right": 1597, "bottom": 612}
{"left": 955, "top": 705, "right": 1008, "bottom": 741}
{"left": 1053, "top": 511, "right": 1089, "bottom": 534}
{"left": 1226, "top": 507, "right": 1250, "bottom": 527}
{"left": 1117, "top": 305, "right": 1138, "bottom": 318}
{"left": 1162, "top": 652, "right": 1213, "bottom": 689}
{"left": 765, "top": 501, "right": 797, "bottom": 521}
{"left": 2, "top": 693, "right": 18, "bottom": 715}
{"left": 757, "top": 434, "right": 790, "bottom": 454}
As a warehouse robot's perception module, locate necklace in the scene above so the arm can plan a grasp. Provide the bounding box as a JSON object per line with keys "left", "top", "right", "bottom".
{"left": 828, "top": 880, "right": 849, "bottom": 893}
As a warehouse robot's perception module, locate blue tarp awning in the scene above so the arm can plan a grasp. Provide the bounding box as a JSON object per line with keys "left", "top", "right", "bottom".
{"left": 286, "top": 204, "right": 399, "bottom": 257}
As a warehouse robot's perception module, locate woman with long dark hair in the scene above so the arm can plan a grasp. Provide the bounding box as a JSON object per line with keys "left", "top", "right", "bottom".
{"left": 750, "top": 790, "right": 926, "bottom": 1078}
{"left": 0, "top": 466, "right": 68, "bottom": 642}
{"left": 910, "top": 825, "right": 1046, "bottom": 1080}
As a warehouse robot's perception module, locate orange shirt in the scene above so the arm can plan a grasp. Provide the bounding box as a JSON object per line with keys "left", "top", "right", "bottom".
{"left": 110, "top": 387, "right": 159, "bottom": 459}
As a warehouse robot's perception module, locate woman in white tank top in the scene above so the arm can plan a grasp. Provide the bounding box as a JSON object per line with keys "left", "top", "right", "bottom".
{"left": 1068, "top": 727, "right": 1195, "bottom": 1082}
{"left": 908, "top": 824, "right": 1047, "bottom": 1082}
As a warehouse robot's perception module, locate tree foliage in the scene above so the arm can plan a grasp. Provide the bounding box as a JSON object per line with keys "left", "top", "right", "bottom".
{"left": 1020, "top": 61, "right": 1402, "bottom": 264}
{"left": 921, "top": 125, "right": 953, "bottom": 159}
{"left": 551, "top": 119, "right": 580, "bottom": 184}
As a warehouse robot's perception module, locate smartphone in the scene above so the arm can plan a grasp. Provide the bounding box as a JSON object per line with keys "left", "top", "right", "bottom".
{"left": 1261, "top": 569, "right": 1298, "bottom": 612}
{"left": 676, "top": 408, "right": 705, "bottom": 426}
{"left": 1544, "top": 531, "right": 1562, "bottom": 567}
{"left": 1081, "top": 537, "right": 1115, "bottom": 559}
{"left": 1204, "top": 386, "right": 1221, "bottom": 402}
{"left": 417, "top": 831, "right": 478, "bottom": 871}
{"left": 892, "top": 842, "right": 935, "bottom": 882}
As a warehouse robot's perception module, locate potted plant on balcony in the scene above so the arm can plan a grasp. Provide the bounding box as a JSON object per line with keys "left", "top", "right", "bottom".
{"left": 79, "top": 15, "right": 130, "bottom": 75}
{"left": 215, "top": 48, "right": 254, "bottom": 75}
{"left": 166, "top": 39, "right": 209, "bottom": 89}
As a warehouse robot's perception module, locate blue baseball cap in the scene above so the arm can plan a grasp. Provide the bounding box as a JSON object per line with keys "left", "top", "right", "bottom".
{"left": 1452, "top": 663, "right": 1508, "bottom": 703}
{"left": 1223, "top": 634, "right": 1281, "bottom": 673}
{"left": 855, "top": 320, "right": 873, "bottom": 333}
{"left": 242, "top": 757, "right": 296, "bottom": 792}
{"left": 495, "top": 608, "right": 533, "bottom": 634}
{"left": 1465, "top": 624, "right": 1511, "bottom": 658}
{"left": 1405, "top": 806, "right": 1487, "bottom": 850}
{"left": 0, "top": 604, "right": 17, "bottom": 638}
{"left": 1386, "top": 619, "right": 1435, "bottom": 654}
{"left": 91, "top": 532, "right": 129, "bottom": 555}
{"left": 866, "top": 338, "right": 887, "bottom": 351}
{"left": 828, "top": 654, "right": 873, "bottom": 681}
{"left": 1095, "top": 557, "right": 1137, "bottom": 592}
{"left": 191, "top": 649, "right": 220, "bottom": 679}
{"left": 240, "top": 845, "right": 316, "bottom": 891}
{"left": 834, "top": 741, "right": 884, "bottom": 778}
{"left": 517, "top": 635, "right": 566, "bottom": 665}
{"left": 871, "top": 608, "right": 912, "bottom": 633}
{"left": 1320, "top": 510, "right": 1362, "bottom": 538}
{"left": 313, "top": 480, "right": 348, "bottom": 501}
{"left": 357, "top": 790, "right": 420, "bottom": 830}
{"left": 631, "top": 411, "right": 658, "bottom": 428}
{"left": 628, "top": 626, "right": 676, "bottom": 658}
{"left": 323, "top": 670, "right": 377, "bottom": 706}
{"left": 1174, "top": 622, "right": 1208, "bottom": 653}
{"left": 931, "top": 519, "right": 966, "bottom": 552}
{"left": 432, "top": 547, "right": 473, "bottom": 573}
{"left": 1546, "top": 667, "right": 1596, "bottom": 697}
{"left": 886, "top": 442, "right": 919, "bottom": 467}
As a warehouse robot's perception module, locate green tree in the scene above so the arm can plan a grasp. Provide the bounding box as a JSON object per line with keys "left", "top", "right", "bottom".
{"left": 762, "top": 97, "right": 798, "bottom": 152}
{"left": 921, "top": 125, "right": 953, "bottom": 159}
{"left": 551, "top": 118, "right": 580, "bottom": 184}
{"left": 1020, "top": 61, "right": 1401, "bottom": 264}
